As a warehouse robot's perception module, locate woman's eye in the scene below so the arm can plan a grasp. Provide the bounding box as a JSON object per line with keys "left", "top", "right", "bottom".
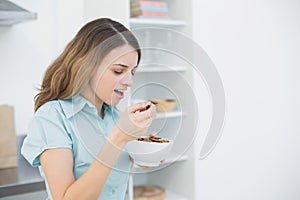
{"left": 114, "top": 70, "right": 123, "bottom": 75}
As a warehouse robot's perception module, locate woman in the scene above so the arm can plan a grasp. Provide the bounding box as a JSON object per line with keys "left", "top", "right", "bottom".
{"left": 21, "top": 18, "right": 156, "bottom": 200}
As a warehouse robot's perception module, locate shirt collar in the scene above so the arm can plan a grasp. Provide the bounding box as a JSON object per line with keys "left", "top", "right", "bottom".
{"left": 58, "top": 95, "right": 97, "bottom": 119}
{"left": 58, "top": 95, "right": 119, "bottom": 119}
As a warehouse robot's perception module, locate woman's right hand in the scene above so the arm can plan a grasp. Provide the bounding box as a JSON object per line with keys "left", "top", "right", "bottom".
{"left": 115, "top": 102, "right": 156, "bottom": 142}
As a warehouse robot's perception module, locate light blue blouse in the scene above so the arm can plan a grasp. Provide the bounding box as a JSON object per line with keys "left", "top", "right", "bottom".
{"left": 21, "top": 95, "right": 131, "bottom": 200}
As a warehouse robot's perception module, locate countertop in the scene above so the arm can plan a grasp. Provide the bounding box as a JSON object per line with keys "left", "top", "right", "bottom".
{"left": 0, "top": 135, "right": 45, "bottom": 197}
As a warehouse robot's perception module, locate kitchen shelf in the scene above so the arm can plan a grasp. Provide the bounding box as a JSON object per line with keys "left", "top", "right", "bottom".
{"left": 165, "top": 190, "right": 188, "bottom": 200}
{"left": 137, "top": 66, "right": 187, "bottom": 73}
{"left": 129, "top": 18, "right": 186, "bottom": 28}
{"left": 156, "top": 111, "right": 185, "bottom": 119}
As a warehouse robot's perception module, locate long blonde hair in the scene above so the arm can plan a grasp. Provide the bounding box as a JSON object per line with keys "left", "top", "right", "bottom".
{"left": 34, "top": 18, "right": 141, "bottom": 111}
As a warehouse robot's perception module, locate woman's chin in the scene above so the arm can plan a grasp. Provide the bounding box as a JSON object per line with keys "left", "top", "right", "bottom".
{"left": 107, "top": 99, "right": 121, "bottom": 106}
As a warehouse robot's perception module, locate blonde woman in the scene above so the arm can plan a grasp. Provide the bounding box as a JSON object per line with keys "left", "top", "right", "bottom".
{"left": 21, "top": 18, "right": 156, "bottom": 200}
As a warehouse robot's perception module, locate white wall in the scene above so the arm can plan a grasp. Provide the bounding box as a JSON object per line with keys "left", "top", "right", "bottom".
{"left": 194, "top": 0, "right": 300, "bottom": 199}
{"left": 0, "top": 0, "right": 84, "bottom": 134}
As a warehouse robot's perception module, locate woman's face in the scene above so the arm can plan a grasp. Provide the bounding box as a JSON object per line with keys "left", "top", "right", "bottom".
{"left": 90, "top": 45, "right": 139, "bottom": 106}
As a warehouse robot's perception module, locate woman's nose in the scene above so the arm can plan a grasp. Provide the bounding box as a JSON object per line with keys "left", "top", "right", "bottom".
{"left": 120, "top": 72, "right": 133, "bottom": 86}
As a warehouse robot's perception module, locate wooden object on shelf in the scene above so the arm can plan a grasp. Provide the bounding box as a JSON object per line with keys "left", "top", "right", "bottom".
{"left": 134, "top": 185, "right": 165, "bottom": 200}
{"left": 149, "top": 99, "right": 176, "bottom": 112}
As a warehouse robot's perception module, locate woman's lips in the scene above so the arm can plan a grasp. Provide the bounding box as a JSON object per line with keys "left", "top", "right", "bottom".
{"left": 114, "top": 89, "right": 125, "bottom": 99}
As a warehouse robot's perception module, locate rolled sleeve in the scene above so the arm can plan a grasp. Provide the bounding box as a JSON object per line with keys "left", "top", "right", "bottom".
{"left": 21, "top": 104, "right": 72, "bottom": 167}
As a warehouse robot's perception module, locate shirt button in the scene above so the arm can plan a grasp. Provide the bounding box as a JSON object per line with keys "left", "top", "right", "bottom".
{"left": 111, "top": 189, "right": 116, "bottom": 194}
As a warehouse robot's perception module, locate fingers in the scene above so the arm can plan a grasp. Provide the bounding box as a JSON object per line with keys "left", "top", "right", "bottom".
{"left": 148, "top": 132, "right": 156, "bottom": 137}
{"left": 129, "top": 103, "right": 156, "bottom": 125}
{"left": 149, "top": 103, "right": 157, "bottom": 119}
{"left": 129, "top": 102, "right": 151, "bottom": 113}
{"left": 135, "top": 103, "right": 156, "bottom": 117}
{"left": 117, "top": 102, "right": 157, "bottom": 140}
{"left": 160, "top": 159, "right": 165, "bottom": 164}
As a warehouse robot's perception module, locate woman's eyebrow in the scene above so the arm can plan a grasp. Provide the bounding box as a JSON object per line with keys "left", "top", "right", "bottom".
{"left": 114, "top": 64, "right": 138, "bottom": 68}
{"left": 118, "top": 64, "right": 128, "bottom": 68}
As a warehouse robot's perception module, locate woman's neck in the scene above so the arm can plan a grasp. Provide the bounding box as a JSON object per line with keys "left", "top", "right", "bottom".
{"left": 80, "top": 87, "right": 104, "bottom": 119}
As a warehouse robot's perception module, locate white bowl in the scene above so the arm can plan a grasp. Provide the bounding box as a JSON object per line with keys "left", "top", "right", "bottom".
{"left": 126, "top": 138, "right": 173, "bottom": 167}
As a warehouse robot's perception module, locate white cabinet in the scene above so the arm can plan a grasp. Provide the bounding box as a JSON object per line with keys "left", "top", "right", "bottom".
{"left": 84, "top": 1, "right": 197, "bottom": 199}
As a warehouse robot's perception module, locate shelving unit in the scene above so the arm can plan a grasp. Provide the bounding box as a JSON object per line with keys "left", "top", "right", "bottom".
{"left": 127, "top": 0, "right": 196, "bottom": 199}
{"left": 128, "top": 1, "right": 196, "bottom": 199}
